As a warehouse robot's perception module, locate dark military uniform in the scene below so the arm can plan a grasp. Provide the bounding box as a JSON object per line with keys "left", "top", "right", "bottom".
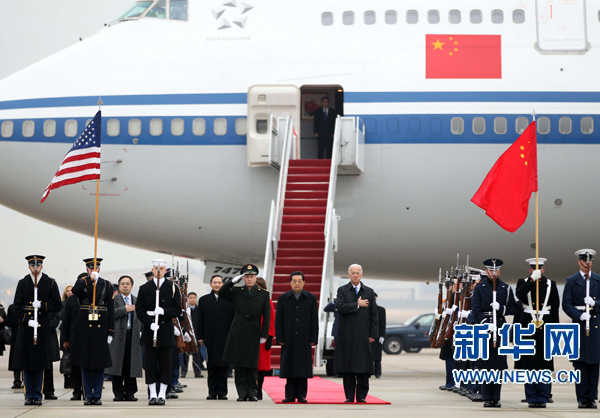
{"left": 13, "top": 269, "right": 62, "bottom": 402}
{"left": 219, "top": 271, "right": 271, "bottom": 400}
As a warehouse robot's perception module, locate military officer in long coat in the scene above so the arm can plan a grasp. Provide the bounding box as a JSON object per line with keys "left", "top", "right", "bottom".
{"left": 471, "top": 258, "right": 518, "bottom": 408}
{"left": 136, "top": 259, "right": 181, "bottom": 405}
{"left": 562, "top": 249, "right": 600, "bottom": 409}
{"left": 219, "top": 264, "right": 271, "bottom": 402}
{"left": 70, "top": 258, "right": 115, "bottom": 405}
{"left": 275, "top": 271, "right": 319, "bottom": 403}
{"left": 515, "top": 258, "right": 560, "bottom": 408}
{"left": 13, "top": 255, "right": 62, "bottom": 405}
{"left": 61, "top": 273, "right": 86, "bottom": 401}
{"left": 333, "top": 264, "right": 379, "bottom": 403}
{"left": 196, "top": 274, "right": 234, "bottom": 400}
{"left": 372, "top": 296, "right": 387, "bottom": 378}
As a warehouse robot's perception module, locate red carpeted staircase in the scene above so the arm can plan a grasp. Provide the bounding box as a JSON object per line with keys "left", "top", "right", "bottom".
{"left": 269, "top": 159, "right": 331, "bottom": 370}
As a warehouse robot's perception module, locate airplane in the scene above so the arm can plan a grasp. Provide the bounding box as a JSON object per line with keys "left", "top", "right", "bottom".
{"left": 0, "top": 0, "right": 598, "bottom": 287}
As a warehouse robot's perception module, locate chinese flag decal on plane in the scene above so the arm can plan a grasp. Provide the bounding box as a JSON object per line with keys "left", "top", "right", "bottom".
{"left": 426, "top": 35, "right": 501, "bottom": 79}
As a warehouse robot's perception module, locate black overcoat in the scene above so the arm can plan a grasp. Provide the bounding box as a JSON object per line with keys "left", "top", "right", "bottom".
{"left": 219, "top": 279, "right": 271, "bottom": 368}
{"left": 6, "top": 304, "right": 19, "bottom": 371}
{"left": 275, "top": 290, "right": 319, "bottom": 378}
{"left": 47, "top": 310, "right": 60, "bottom": 362}
{"left": 13, "top": 273, "right": 62, "bottom": 371}
{"left": 372, "top": 305, "right": 387, "bottom": 362}
{"left": 60, "top": 295, "right": 80, "bottom": 348}
{"left": 70, "top": 275, "right": 115, "bottom": 369}
{"left": 136, "top": 278, "right": 181, "bottom": 347}
{"left": 333, "top": 282, "right": 379, "bottom": 375}
{"left": 196, "top": 292, "right": 234, "bottom": 367}
{"left": 514, "top": 276, "right": 559, "bottom": 370}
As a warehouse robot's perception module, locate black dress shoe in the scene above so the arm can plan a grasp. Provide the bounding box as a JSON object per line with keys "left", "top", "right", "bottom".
{"left": 547, "top": 397, "right": 554, "bottom": 403}
{"left": 45, "top": 394, "right": 57, "bottom": 400}
{"left": 492, "top": 401, "right": 501, "bottom": 408}
{"left": 33, "top": 399, "right": 42, "bottom": 406}
{"left": 84, "top": 398, "right": 93, "bottom": 405}
{"left": 113, "top": 397, "right": 124, "bottom": 402}
{"left": 528, "top": 402, "right": 537, "bottom": 408}
{"left": 166, "top": 392, "right": 178, "bottom": 399}
{"left": 578, "top": 402, "right": 588, "bottom": 408}
{"left": 345, "top": 399, "right": 354, "bottom": 403}
{"left": 298, "top": 398, "right": 308, "bottom": 403}
{"left": 71, "top": 394, "right": 82, "bottom": 401}
{"left": 148, "top": 397, "right": 158, "bottom": 405}
{"left": 124, "top": 396, "right": 138, "bottom": 402}
{"left": 521, "top": 398, "right": 527, "bottom": 403}
{"left": 357, "top": 399, "right": 366, "bottom": 403}
{"left": 282, "top": 397, "right": 295, "bottom": 403}
{"left": 537, "top": 403, "right": 546, "bottom": 408}
{"left": 483, "top": 401, "right": 494, "bottom": 407}
{"left": 439, "top": 385, "right": 447, "bottom": 391}
{"left": 206, "top": 395, "right": 217, "bottom": 400}
{"left": 219, "top": 396, "right": 228, "bottom": 400}
{"left": 12, "top": 383, "right": 23, "bottom": 389}
{"left": 248, "top": 396, "right": 258, "bottom": 402}
{"left": 93, "top": 398, "right": 102, "bottom": 405}
{"left": 589, "top": 401, "right": 598, "bottom": 409}
{"left": 375, "top": 375, "right": 381, "bottom": 378}
{"left": 157, "top": 397, "right": 166, "bottom": 405}
{"left": 257, "top": 393, "right": 263, "bottom": 400}
{"left": 24, "top": 399, "right": 33, "bottom": 406}
{"left": 237, "top": 397, "right": 247, "bottom": 401}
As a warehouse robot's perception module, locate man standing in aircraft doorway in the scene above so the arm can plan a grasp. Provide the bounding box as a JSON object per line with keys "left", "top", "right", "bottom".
{"left": 313, "top": 97, "right": 337, "bottom": 159}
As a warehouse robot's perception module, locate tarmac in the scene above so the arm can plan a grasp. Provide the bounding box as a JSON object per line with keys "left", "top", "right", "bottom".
{"left": 0, "top": 349, "right": 597, "bottom": 418}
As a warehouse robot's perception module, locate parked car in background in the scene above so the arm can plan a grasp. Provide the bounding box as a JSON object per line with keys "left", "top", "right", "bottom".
{"left": 383, "top": 313, "right": 434, "bottom": 355}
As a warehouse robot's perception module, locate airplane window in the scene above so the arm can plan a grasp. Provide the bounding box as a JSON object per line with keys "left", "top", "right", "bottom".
{"left": 387, "top": 118, "right": 399, "bottom": 134}
{"left": 235, "top": 118, "right": 247, "bottom": 136}
{"left": 364, "top": 11, "right": 376, "bottom": 25}
{"left": 385, "top": 10, "right": 397, "bottom": 24}
{"left": 129, "top": 119, "right": 142, "bottom": 136}
{"left": 193, "top": 118, "right": 206, "bottom": 136}
{"left": 23, "top": 120, "right": 35, "bottom": 138}
{"left": 343, "top": 11, "right": 354, "bottom": 25}
{"left": 513, "top": 10, "right": 525, "bottom": 24}
{"left": 171, "top": 118, "right": 184, "bottom": 136}
{"left": 473, "top": 117, "right": 486, "bottom": 134}
{"left": 492, "top": 10, "right": 504, "bottom": 24}
{"left": 150, "top": 118, "right": 163, "bottom": 136}
{"left": 256, "top": 119, "right": 268, "bottom": 134}
{"left": 321, "top": 12, "right": 333, "bottom": 26}
{"left": 559, "top": 117, "right": 572, "bottom": 134}
{"left": 116, "top": 1, "right": 153, "bottom": 20}
{"left": 428, "top": 10, "right": 440, "bottom": 24}
{"left": 43, "top": 120, "right": 56, "bottom": 137}
{"left": 365, "top": 118, "right": 377, "bottom": 134}
{"left": 451, "top": 117, "right": 464, "bottom": 134}
{"left": 515, "top": 117, "right": 529, "bottom": 134}
{"left": 170, "top": 0, "right": 187, "bottom": 21}
{"left": 1, "top": 121, "right": 13, "bottom": 137}
{"left": 537, "top": 117, "right": 550, "bottom": 135}
{"left": 406, "top": 10, "right": 418, "bottom": 24}
{"left": 65, "top": 119, "right": 78, "bottom": 137}
{"left": 581, "top": 117, "right": 594, "bottom": 134}
{"left": 146, "top": 0, "right": 166, "bottom": 19}
{"left": 470, "top": 10, "right": 483, "bottom": 24}
{"left": 214, "top": 118, "right": 227, "bottom": 136}
{"left": 494, "top": 117, "right": 507, "bottom": 134}
{"left": 408, "top": 118, "right": 420, "bottom": 134}
{"left": 107, "top": 119, "right": 120, "bottom": 137}
{"left": 449, "top": 10, "right": 461, "bottom": 24}
{"left": 430, "top": 118, "right": 442, "bottom": 134}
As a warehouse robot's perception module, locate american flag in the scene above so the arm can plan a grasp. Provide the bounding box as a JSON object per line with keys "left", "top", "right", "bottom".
{"left": 41, "top": 111, "right": 102, "bottom": 203}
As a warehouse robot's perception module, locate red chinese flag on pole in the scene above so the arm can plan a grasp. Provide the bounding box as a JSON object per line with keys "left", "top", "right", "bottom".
{"left": 426, "top": 34, "right": 501, "bottom": 79}
{"left": 471, "top": 121, "right": 538, "bottom": 233}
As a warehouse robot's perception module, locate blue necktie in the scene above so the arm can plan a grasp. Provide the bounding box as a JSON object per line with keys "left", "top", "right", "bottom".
{"left": 125, "top": 296, "right": 132, "bottom": 329}
{"left": 355, "top": 286, "right": 359, "bottom": 295}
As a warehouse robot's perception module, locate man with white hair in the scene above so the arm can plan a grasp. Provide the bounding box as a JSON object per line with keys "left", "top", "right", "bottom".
{"left": 333, "top": 264, "right": 379, "bottom": 403}
{"left": 136, "top": 260, "right": 182, "bottom": 405}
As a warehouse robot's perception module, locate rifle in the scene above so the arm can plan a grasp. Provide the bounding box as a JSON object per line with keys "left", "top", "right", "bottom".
{"left": 444, "top": 277, "right": 462, "bottom": 340}
{"left": 33, "top": 268, "right": 39, "bottom": 346}
{"left": 429, "top": 268, "right": 443, "bottom": 347}
{"left": 179, "top": 260, "right": 199, "bottom": 354}
{"left": 492, "top": 260, "right": 498, "bottom": 348}
{"left": 436, "top": 273, "right": 454, "bottom": 347}
{"left": 586, "top": 251, "right": 591, "bottom": 337}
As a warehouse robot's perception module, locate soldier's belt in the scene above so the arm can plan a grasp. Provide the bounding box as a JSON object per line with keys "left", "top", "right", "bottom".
{"left": 23, "top": 307, "right": 36, "bottom": 311}
{"left": 80, "top": 305, "right": 107, "bottom": 311}
{"left": 576, "top": 306, "right": 595, "bottom": 311}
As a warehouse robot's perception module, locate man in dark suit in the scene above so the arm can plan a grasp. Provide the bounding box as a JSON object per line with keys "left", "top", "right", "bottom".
{"left": 372, "top": 297, "right": 387, "bottom": 378}
{"left": 563, "top": 249, "right": 600, "bottom": 409}
{"left": 334, "top": 264, "right": 378, "bottom": 403}
{"left": 61, "top": 274, "right": 85, "bottom": 401}
{"left": 313, "top": 96, "right": 337, "bottom": 159}
{"left": 197, "top": 275, "right": 234, "bottom": 400}
{"left": 219, "top": 264, "right": 271, "bottom": 402}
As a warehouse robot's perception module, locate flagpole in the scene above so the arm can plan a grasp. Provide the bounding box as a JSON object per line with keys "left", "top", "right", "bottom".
{"left": 92, "top": 97, "right": 103, "bottom": 309}
{"left": 532, "top": 111, "right": 541, "bottom": 327}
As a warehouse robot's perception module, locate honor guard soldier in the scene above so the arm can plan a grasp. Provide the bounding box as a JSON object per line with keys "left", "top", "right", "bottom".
{"left": 562, "top": 249, "right": 600, "bottom": 409}
{"left": 70, "top": 258, "right": 115, "bottom": 405}
{"left": 219, "top": 264, "right": 271, "bottom": 402}
{"left": 471, "top": 259, "right": 517, "bottom": 408}
{"left": 13, "top": 255, "right": 62, "bottom": 405}
{"left": 515, "top": 258, "right": 560, "bottom": 408}
{"left": 136, "top": 259, "right": 181, "bottom": 405}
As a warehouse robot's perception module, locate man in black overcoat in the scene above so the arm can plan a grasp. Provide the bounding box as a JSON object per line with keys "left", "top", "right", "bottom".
{"left": 313, "top": 96, "right": 337, "bottom": 159}
{"left": 219, "top": 264, "right": 271, "bottom": 402}
{"left": 372, "top": 296, "right": 386, "bottom": 378}
{"left": 13, "top": 255, "right": 62, "bottom": 406}
{"left": 333, "top": 264, "right": 379, "bottom": 403}
{"left": 70, "top": 258, "right": 115, "bottom": 405}
{"left": 136, "top": 259, "right": 181, "bottom": 405}
{"left": 61, "top": 275, "right": 85, "bottom": 401}
{"left": 275, "top": 271, "right": 319, "bottom": 403}
{"left": 196, "top": 274, "right": 234, "bottom": 400}
{"left": 515, "top": 257, "right": 559, "bottom": 408}
{"left": 6, "top": 304, "right": 22, "bottom": 389}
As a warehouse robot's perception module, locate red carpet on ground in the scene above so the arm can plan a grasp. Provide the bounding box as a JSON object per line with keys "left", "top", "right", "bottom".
{"left": 262, "top": 376, "right": 391, "bottom": 404}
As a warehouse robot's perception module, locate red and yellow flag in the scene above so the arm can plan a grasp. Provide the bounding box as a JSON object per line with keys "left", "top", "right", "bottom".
{"left": 471, "top": 121, "right": 538, "bottom": 232}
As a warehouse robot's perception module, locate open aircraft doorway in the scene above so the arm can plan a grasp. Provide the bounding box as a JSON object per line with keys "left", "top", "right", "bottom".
{"left": 300, "top": 85, "right": 344, "bottom": 160}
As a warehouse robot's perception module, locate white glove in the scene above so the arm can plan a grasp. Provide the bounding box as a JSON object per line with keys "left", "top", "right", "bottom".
{"left": 32, "top": 300, "right": 41, "bottom": 309}
{"left": 459, "top": 310, "right": 467, "bottom": 319}
{"left": 154, "top": 306, "right": 164, "bottom": 316}
{"left": 183, "top": 332, "right": 192, "bottom": 343}
{"left": 378, "top": 337, "right": 384, "bottom": 344}
{"left": 580, "top": 312, "right": 591, "bottom": 321}
{"left": 445, "top": 308, "right": 453, "bottom": 316}
{"left": 90, "top": 271, "right": 99, "bottom": 281}
{"left": 186, "top": 307, "right": 191, "bottom": 316}
{"left": 150, "top": 323, "right": 160, "bottom": 331}
{"left": 174, "top": 327, "right": 181, "bottom": 337}
{"left": 490, "top": 301, "right": 500, "bottom": 311}
{"left": 28, "top": 319, "right": 38, "bottom": 328}
{"left": 107, "top": 336, "right": 113, "bottom": 344}
{"left": 531, "top": 269, "right": 542, "bottom": 280}
{"left": 487, "top": 323, "right": 497, "bottom": 333}
{"left": 260, "top": 337, "right": 267, "bottom": 344}
{"left": 585, "top": 296, "right": 596, "bottom": 307}
{"left": 232, "top": 274, "right": 244, "bottom": 284}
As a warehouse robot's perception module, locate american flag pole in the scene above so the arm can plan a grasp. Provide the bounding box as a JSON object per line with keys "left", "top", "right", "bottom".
{"left": 92, "top": 97, "right": 103, "bottom": 310}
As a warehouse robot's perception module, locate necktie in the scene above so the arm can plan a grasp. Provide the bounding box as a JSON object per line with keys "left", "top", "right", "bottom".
{"left": 125, "top": 296, "right": 132, "bottom": 329}
{"left": 355, "top": 286, "right": 359, "bottom": 295}
{"left": 325, "top": 109, "right": 328, "bottom": 118}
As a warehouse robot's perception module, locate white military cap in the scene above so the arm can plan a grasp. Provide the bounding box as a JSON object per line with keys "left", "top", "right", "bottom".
{"left": 151, "top": 259, "right": 168, "bottom": 267}
{"left": 526, "top": 258, "right": 547, "bottom": 268}
{"left": 575, "top": 249, "right": 596, "bottom": 260}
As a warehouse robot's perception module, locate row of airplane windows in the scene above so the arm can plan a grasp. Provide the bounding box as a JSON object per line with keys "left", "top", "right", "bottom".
{"left": 321, "top": 9, "right": 527, "bottom": 26}
{"left": 444, "top": 116, "right": 593, "bottom": 136}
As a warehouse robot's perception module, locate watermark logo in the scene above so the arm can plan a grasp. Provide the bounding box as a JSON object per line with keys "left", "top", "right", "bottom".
{"left": 544, "top": 324, "right": 580, "bottom": 361}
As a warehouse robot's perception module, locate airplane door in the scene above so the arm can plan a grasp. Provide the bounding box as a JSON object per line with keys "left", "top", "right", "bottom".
{"left": 536, "top": 0, "right": 588, "bottom": 52}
